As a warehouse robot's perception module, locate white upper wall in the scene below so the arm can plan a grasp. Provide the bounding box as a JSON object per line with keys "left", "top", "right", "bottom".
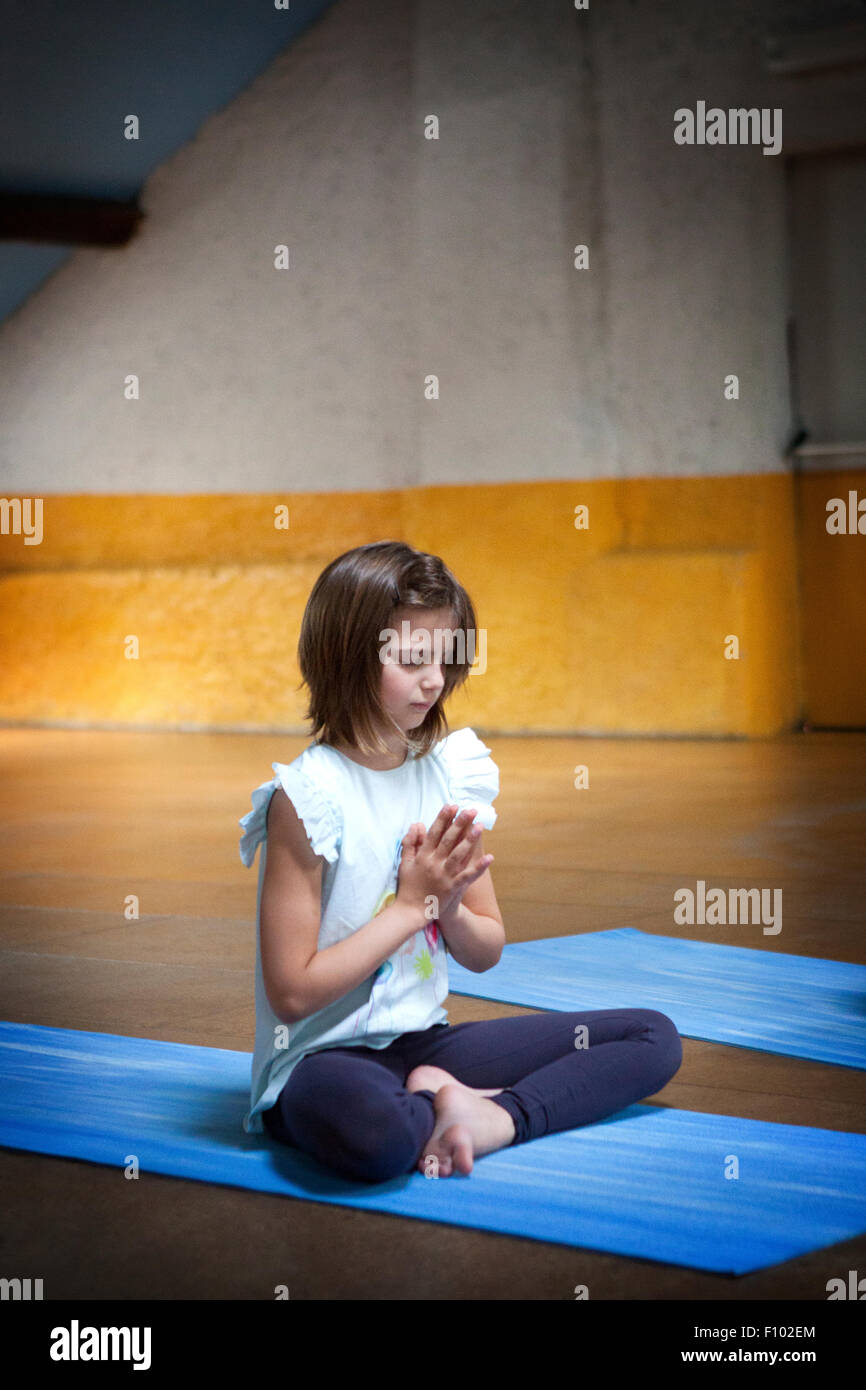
{"left": 0, "top": 0, "right": 849, "bottom": 492}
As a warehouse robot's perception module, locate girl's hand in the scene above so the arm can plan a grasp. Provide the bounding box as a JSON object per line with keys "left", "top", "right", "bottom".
{"left": 395, "top": 804, "right": 493, "bottom": 924}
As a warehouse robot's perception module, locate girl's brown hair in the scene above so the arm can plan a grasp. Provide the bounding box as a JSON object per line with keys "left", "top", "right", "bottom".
{"left": 297, "top": 541, "right": 478, "bottom": 759}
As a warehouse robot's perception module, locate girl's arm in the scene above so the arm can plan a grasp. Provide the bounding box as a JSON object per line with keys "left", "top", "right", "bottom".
{"left": 260, "top": 787, "right": 427, "bottom": 1025}
{"left": 436, "top": 826, "right": 505, "bottom": 972}
{"left": 437, "top": 902, "right": 504, "bottom": 973}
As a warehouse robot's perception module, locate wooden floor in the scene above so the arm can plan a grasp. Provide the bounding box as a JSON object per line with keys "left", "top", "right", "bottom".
{"left": 1, "top": 726, "right": 864, "bottom": 1300}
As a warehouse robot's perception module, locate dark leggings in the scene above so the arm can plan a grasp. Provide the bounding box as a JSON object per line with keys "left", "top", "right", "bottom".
{"left": 262, "top": 1008, "right": 683, "bottom": 1183}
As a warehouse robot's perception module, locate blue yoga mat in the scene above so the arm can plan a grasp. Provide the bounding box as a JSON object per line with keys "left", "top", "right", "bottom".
{"left": 2, "top": 1021, "right": 865, "bottom": 1275}
{"left": 447, "top": 929, "right": 866, "bottom": 1070}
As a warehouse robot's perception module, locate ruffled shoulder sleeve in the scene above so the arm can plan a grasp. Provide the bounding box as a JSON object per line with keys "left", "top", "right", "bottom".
{"left": 434, "top": 727, "right": 499, "bottom": 829}
{"left": 238, "top": 747, "right": 342, "bottom": 868}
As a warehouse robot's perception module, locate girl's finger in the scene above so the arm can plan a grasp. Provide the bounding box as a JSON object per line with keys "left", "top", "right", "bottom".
{"left": 440, "top": 810, "right": 478, "bottom": 857}
{"left": 448, "top": 831, "right": 483, "bottom": 869}
{"left": 427, "top": 804, "right": 459, "bottom": 848}
{"left": 404, "top": 823, "right": 426, "bottom": 856}
{"left": 463, "top": 854, "right": 493, "bottom": 881}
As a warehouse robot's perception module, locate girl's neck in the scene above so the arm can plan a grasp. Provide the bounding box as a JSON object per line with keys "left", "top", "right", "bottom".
{"left": 329, "top": 737, "right": 409, "bottom": 772}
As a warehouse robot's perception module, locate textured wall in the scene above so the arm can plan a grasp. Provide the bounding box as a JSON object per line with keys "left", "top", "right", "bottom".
{"left": 0, "top": 0, "right": 801, "bottom": 493}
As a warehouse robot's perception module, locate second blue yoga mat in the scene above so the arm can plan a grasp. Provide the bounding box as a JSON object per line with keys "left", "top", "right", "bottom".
{"left": 446, "top": 929, "right": 866, "bottom": 1070}
{"left": 2, "top": 1021, "right": 866, "bottom": 1276}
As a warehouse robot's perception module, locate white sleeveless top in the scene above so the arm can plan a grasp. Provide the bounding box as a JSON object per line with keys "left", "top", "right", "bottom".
{"left": 238, "top": 726, "right": 499, "bottom": 1134}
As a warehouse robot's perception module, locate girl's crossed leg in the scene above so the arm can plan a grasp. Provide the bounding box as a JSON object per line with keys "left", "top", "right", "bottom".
{"left": 263, "top": 1009, "right": 682, "bottom": 1184}
{"left": 405, "top": 1009, "right": 682, "bottom": 1175}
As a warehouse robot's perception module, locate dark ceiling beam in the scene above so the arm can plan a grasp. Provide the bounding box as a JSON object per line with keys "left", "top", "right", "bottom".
{"left": 0, "top": 192, "right": 144, "bottom": 245}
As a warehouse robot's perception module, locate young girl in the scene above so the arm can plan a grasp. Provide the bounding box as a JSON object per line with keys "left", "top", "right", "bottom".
{"left": 239, "top": 540, "right": 682, "bottom": 1183}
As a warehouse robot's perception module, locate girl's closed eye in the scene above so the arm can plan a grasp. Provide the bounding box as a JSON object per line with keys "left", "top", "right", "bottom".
{"left": 399, "top": 652, "right": 445, "bottom": 671}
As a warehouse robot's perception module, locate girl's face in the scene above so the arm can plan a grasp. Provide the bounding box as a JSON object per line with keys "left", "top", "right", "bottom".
{"left": 379, "top": 606, "right": 454, "bottom": 730}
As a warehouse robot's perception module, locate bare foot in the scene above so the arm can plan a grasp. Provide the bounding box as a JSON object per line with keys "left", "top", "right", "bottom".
{"left": 406, "top": 1063, "right": 504, "bottom": 1099}
{"left": 416, "top": 1082, "right": 516, "bottom": 1178}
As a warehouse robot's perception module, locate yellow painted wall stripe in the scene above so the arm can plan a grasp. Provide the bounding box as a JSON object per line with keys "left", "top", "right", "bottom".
{"left": 0, "top": 472, "right": 861, "bottom": 733}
